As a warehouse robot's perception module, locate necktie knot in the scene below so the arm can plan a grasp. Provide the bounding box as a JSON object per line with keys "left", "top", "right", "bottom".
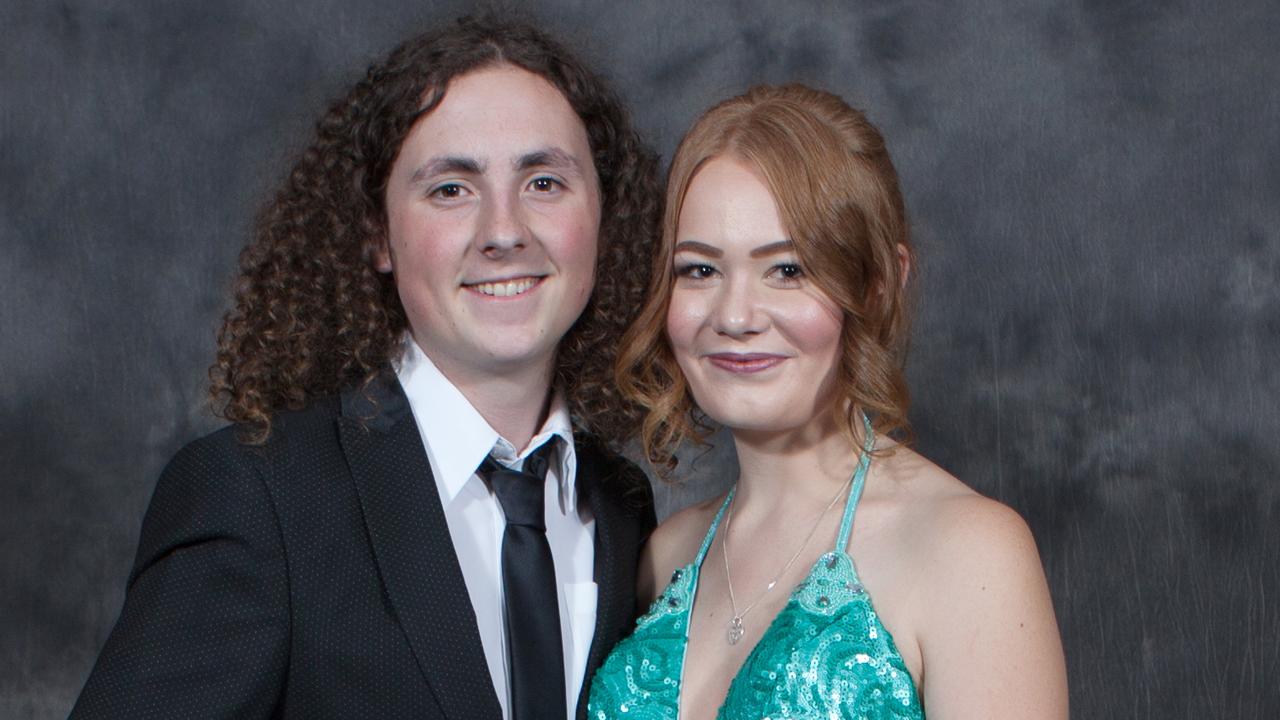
{"left": 479, "top": 440, "right": 556, "bottom": 529}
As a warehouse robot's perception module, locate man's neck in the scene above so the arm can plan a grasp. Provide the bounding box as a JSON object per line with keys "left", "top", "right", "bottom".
{"left": 429, "top": 355, "right": 556, "bottom": 453}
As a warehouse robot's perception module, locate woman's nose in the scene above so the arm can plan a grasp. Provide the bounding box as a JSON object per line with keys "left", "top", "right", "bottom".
{"left": 710, "top": 278, "right": 767, "bottom": 337}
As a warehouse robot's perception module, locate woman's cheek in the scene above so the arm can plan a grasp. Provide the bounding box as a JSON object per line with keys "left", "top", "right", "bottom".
{"left": 776, "top": 294, "right": 843, "bottom": 354}
{"left": 665, "top": 290, "right": 705, "bottom": 354}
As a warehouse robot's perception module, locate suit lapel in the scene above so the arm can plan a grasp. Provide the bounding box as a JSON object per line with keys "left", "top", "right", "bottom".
{"left": 339, "top": 376, "right": 502, "bottom": 720}
{"left": 574, "top": 440, "right": 646, "bottom": 720}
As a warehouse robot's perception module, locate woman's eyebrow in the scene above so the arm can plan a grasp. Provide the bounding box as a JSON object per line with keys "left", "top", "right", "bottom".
{"left": 749, "top": 240, "right": 795, "bottom": 258}
{"left": 672, "top": 240, "right": 722, "bottom": 257}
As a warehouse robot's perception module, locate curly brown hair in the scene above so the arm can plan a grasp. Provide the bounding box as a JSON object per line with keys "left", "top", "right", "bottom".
{"left": 616, "top": 84, "right": 915, "bottom": 475}
{"left": 209, "top": 14, "right": 660, "bottom": 444}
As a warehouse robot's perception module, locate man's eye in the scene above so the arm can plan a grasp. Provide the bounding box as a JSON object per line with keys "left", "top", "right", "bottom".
{"left": 529, "top": 177, "right": 563, "bottom": 193}
{"left": 430, "top": 183, "right": 467, "bottom": 199}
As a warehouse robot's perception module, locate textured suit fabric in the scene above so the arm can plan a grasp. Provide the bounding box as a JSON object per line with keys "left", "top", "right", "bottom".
{"left": 68, "top": 374, "right": 656, "bottom": 720}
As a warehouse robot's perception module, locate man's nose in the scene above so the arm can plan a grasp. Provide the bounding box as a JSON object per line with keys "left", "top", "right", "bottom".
{"left": 476, "top": 194, "right": 530, "bottom": 258}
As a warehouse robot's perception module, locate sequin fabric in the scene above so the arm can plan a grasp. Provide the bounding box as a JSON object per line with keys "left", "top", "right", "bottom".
{"left": 587, "top": 561, "right": 698, "bottom": 719}
{"left": 722, "top": 550, "right": 923, "bottom": 719}
{"left": 588, "top": 417, "right": 924, "bottom": 719}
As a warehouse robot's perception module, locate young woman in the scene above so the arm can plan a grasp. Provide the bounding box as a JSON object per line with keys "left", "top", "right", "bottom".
{"left": 589, "top": 85, "right": 1068, "bottom": 718}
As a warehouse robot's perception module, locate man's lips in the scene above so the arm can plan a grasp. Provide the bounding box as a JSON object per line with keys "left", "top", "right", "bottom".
{"left": 704, "top": 353, "right": 789, "bottom": 373}
{"left": 462, "top": 275, "right": 544, "bottom": 298}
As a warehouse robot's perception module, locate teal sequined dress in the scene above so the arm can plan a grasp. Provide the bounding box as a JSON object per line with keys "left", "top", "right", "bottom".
{"left": 588, "top": 421, "right": 924, "bottom": 719}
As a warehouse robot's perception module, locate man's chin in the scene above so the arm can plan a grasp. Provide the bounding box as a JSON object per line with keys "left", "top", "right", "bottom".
{"left": 451, "top": 342, "right": 561, "bottom": 382}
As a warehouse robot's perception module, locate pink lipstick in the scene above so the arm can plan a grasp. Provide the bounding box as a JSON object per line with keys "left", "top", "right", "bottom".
{"left": 705, "top": 353, "right": 787, "bottom": 374}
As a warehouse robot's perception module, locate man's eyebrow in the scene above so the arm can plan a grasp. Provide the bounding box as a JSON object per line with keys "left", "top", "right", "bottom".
{"left": 672, "top": 240, "right": 723, "bottom": 257}
{"left": 409, "top": 156, "right": 485, "bottom": 185}
{"left": 515, "top": 147, "right": 581, "bottom": 173}
{"left": 749, "top": 240, "right": 795, "bottom": 258}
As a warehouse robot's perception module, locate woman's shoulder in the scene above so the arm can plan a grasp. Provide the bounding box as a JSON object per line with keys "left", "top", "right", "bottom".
{"left": 876, "top": 446, "right": 1039, "bottom": 571}
{"left": 871, "top": 449, "right": 1067, "bottom": 714}
{"left": 636, "top": 492, "right": 726, "bottom": 604}
{"left": 873, "top": 446, "right": 1049, "bottom": 627}
{"left": 654, "top": 494, "right": 726, "bottom": 557}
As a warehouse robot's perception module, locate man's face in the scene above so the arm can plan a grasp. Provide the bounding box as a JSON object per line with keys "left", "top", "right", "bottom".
{"left": 376, "top": 64, "right": 601, "bottom": 388}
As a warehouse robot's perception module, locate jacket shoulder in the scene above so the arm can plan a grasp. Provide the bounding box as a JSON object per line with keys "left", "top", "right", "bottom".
{"left": 576, "top": 435, "right": 656, "bottom": 529}
{"left": 172, "top": 395, "right": 345, "bottom": 467}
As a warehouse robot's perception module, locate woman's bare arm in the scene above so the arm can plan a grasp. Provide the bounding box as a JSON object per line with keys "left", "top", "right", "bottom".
{"left": 917, "top": 495, "right": 1069, "bottom": 719}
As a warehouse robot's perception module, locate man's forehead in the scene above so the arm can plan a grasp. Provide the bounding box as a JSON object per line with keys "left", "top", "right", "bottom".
{"left": 423, "top": 64, "right": 581, "bottom": 126}
{"left": 394, "top": 65, "right": 595, "bottom": 183}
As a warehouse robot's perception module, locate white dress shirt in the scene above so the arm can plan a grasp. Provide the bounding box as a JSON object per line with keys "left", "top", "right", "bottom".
{"left": 395, "top": 338, "right": 596, "bottom": 720}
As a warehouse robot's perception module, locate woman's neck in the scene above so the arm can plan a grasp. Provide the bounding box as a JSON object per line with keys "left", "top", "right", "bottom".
{"left": 728, "top": 410, "right": 869, "bottom": 520}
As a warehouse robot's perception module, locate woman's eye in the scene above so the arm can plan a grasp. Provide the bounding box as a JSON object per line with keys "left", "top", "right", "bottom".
{"left": 529, "top": 176, "right": 563, "bottom": 193}
{"left": 675, "top": 263, "right": 717, "bottom": 280}
{"left": 771, "top": 263, "right": 805, "bottom": 282}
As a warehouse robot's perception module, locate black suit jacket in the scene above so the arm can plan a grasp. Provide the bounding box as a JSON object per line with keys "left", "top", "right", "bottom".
{"left": 71, "top": 376, "right": 656, "bottom": 719}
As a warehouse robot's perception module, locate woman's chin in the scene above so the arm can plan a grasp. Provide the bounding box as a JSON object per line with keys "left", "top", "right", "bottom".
{"left": 700, "top": 408, "right": 816, "bottom": 437}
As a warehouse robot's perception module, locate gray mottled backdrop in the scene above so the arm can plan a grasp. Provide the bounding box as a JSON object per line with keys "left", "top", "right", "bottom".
{"left": 3, "top": 1, "right": 1277, "bottom": 718}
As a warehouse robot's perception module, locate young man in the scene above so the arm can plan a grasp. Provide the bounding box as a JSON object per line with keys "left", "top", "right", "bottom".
{"left": 71, "top": 16, "right": 659, "bottom": 720}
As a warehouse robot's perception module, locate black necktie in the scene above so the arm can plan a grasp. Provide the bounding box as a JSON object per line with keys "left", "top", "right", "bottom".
{"left": 478, "top": 441, "right": 566, "bottom": 720}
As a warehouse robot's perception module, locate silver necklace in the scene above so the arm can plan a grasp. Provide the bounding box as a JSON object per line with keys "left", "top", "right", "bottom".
{"left": 721, "top": 475, "right": 853, "bottom": 645}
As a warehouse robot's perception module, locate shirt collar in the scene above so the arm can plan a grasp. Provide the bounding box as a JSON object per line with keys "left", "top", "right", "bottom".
{"left": 394, "top": 335, "right": 579, "bottom": 511}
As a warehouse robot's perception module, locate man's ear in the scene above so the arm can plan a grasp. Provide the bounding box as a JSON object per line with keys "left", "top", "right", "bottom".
{"left": 371, "top": 237, "right": 393, "bottom": 274}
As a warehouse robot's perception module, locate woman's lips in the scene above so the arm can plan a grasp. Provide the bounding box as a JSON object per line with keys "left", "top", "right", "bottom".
{"left": 704, "top": 353, "right": 788, "bottom": 374}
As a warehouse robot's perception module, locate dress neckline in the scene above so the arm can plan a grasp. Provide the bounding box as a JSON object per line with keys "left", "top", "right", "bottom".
{"left": 585, "top": 415, "right": 925, "bottom": 719}
{"left": 676, "top": 415, "right": 877, "bottom": 718}
{"left": 694, "top": 413, "right": 876, "bottom": 567}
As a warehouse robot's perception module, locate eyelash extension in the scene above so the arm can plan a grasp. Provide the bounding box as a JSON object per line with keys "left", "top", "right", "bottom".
{"left": 670, "top": 261, "right": 805, "bottom": 282}
{"left": 772, "top": 263, "right": 805, "bottom": 280}
{"left": 673, "top": 262, "right": 717, "bottom": 279}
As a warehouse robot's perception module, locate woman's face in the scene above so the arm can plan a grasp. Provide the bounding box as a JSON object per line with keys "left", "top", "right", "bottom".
{"left": 666, "top": 155, "right": 844, "bottom": 435}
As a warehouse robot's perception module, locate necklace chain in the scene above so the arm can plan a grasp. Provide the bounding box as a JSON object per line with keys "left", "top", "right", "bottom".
{"left": 721, "top": 474, "right": 853, "bottom": 645}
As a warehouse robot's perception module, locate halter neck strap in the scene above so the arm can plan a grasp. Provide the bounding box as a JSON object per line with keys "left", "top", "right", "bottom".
{"left": 835, "top": 413, "right": 876, "bottom": 552}
{"left": 695, "top": 488, "right": 736, "bottom": 566}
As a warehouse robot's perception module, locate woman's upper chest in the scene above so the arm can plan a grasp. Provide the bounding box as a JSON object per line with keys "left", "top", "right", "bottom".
{"left": 681, "top": 548, "right": 923, "bottom": 719}
{"left": 679, "top": 554, "right": 809, "bottom": 717}
{"left": 682, "top": 510, "right": 926, "bottom": 714}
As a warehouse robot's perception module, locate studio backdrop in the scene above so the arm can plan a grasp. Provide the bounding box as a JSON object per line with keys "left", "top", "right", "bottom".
{"left": 2, "top": 1, "right": 1277, "bottom": 718}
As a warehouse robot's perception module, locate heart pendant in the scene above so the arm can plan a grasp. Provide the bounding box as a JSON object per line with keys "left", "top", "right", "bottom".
{"left": 727, "top": 616, "right": 744, "bottom": 645}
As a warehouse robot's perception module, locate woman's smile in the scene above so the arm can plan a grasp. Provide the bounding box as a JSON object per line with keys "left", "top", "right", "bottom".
{"left": 703, "top": 352, "right": 789, "bottom": 374}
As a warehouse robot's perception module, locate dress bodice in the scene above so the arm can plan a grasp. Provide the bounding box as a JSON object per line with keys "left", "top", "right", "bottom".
{"left": 588, "top": 418, "right": 924, "bottom": 719}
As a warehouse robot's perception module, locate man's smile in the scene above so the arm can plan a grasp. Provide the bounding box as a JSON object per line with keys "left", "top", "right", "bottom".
{"left": 464, "top": 275, "right": 543, "bottom": 298}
